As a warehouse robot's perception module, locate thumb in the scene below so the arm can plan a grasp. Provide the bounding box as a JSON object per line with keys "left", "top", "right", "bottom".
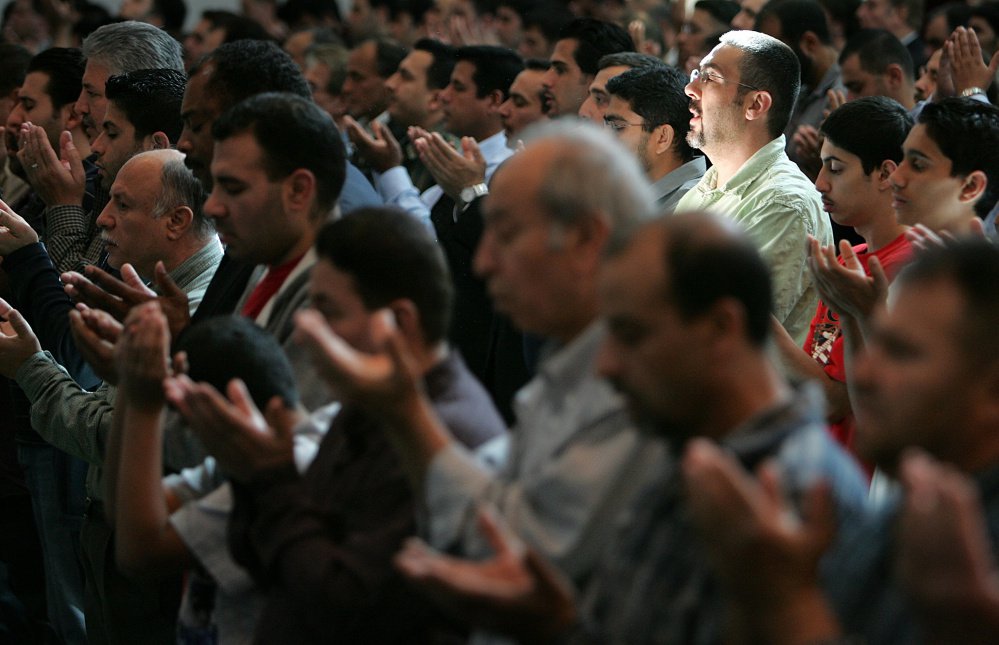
{"left": 0, "top": 299, "right": 33, "bottom": 339}
{"left": 989, "top": 51, "right": 999, "bottom": 77}
{"left": 61, "top": 131, "right": 83, "bottom": 177}
{"left": 154, "top": 261, "right": 184, "bottom": 298}
{"left": 264, "top": 395, "right": 296, "bottom": 442}
{"left": 868, "top": 255, "right": 889, "bottom": 296}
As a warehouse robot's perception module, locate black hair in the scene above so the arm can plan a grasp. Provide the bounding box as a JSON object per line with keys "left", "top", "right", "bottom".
{"left": 212, "top": 92, "right": 347, "bottom": 214}
{"left": 0, "top": 44, "right": 31, "bottom": 97}
{"left": 606, "top": 65, "right": 695, "bottom": 162}
{"left": 840, "top": 28, "right": 914, "bottom": 80}
{"left": 154, "top": 0, "right": 186, "bottom": 33}
{"left": 454, "top": 45, "right": 524, "bottom": 99}
{"left": 368, "top": 37, "right": 408, "bottom": 78}
{"left": 558, "top": 18, "right": 635, "bottom": 76}
{"left": 695, "top": 0, "right": 740, "bottom": 26}
{"left": 597, "top": 51, "right": 664, "bottom": 71}
{"left": 25, "top": 47, "right": 85, "bottom": 109}
{"left": 522, "top": 2, "right": 574, "bottom": 47}
{"left": 196, "top": 40, "right": 311, "bottom": 111}
{"left": 315, "top": 206, "right": 453, "bottom": 343}
{"left": 757, "top": 0, "right": 832, "bottom": 45}
{"left": 105, "top": 68, "right": 186, "bottom": 141}
{"left": 202, "top": 10, "right": 273, "bottom": 44}
{"left": 413, "top": 38, "right": 457, "bottom": 90}
{"left": 175, "top": 315, "right": 299, "bottom": 407}
{"left": 918, "top": 98, "right": 999, "bottom": 219}
{"left": 820, "top": 96, "right": 912, "bottom": 174}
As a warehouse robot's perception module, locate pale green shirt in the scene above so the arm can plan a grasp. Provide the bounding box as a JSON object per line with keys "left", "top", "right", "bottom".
{"left": 676, "top": 136, "right": 832, "bottom": 344}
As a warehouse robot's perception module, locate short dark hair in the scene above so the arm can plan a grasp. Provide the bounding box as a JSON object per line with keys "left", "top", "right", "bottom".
{"left": 413, "top": 38, "right": 457, "bottom": 90}
{"left": 522, "top": 2, "right": 574, "bottom": 47}
{"left": 202, "top": 10, "right": 272, "bottom": 44}
{"left": 695, "top": 0, "right": 740, "bottom": 25}
{"left": 524, "top": 58, "right": 551, "bottom": 72}
{"left": 895, "top": 238, "right": 999, "bottom": 362}
{"left": 369, "top": 38, "right": 408, "bottom": 78}
{"left": 607, "top": 212, "right": 773, "bottom": 346}
{"left": 757, "top": 0, "right": 832, "bottom": 46}
{"left": 606, "top": 65, "right": 695, "bottom": 163}
{"left": 153, "top": 0, "right": 186, "bottom": 32}
{"left": 26, "top": 47, "right": 85, "bottom": 109}
{"left": 721, "top": 30, "right": 801, "bottom": 139}
{"left": 0, "top": 44, "right": 31, "bottom": 97}
{"left": 454, "top": 45, "right": 524, "bottom": 99}
{"left": 820, "top": 96, "right": 912, "bottom": 174}
{"left": 212, "top": 92, "right": 347, "bottom": 214}
{"left": 315, "top": 207, "right": 453, "bottom": 343}
{"left": 918, "top": 98, "right": 999, "bottom": 219}
{"left": 175, "top": 315, "right": 299, "bottom": 408}
{"left": 197, "top": 40, "right": 311, "bottom": 112}
{"left": 105, "top": 68, "right": 186, "bottom": 141}
{"left": 558, "top": 18, "right": 635, "bottom": 77}
{"left": 840, "top": 29, "right": 914, "bottom": 80}
{"left": 597, "top": 51, "right": 664, "bottom": 71}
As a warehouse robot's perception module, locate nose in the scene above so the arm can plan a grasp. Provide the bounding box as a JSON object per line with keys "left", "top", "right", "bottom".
{"left": 685, "top": 78, "right": 700, "bottom": 100}
{"left": 6, "top": 102, "right": 24, "bottom": 130}
{"left": 472, "top": 227, "right": 496, "bottom": 278}
{"left": 814, "top": 165, "right": 830, "bottom": 194}
{"left": 595, "top": 335, "right": 621, "bottom": 381}
{"left": 203, "top": 188, "right": 224, "bottom": 220}
{"left": 888, "top": 161, "right": 906, "bottom": 189}
{"left": 74, "top": 89, "right": 89, "bottom": 121}
{"left": 385, "top": 72, "right": 400, "bottom": 93}
{"left": 177, "top": 125, "right": 192, "bottom": 154}
{"left": 498, "top": 98, "right": 512, "bottom": 118}
{"left": 439, "top": 84, "right": 453, "bottom": 105}
{"left": 91, "top": 130, "right": 107, "bottom": 158}
{"left": 539, "top": 67, "right": 556, "bottom": 91}
{"left": 96, "top": 201, "right": 113, "bottom": 229}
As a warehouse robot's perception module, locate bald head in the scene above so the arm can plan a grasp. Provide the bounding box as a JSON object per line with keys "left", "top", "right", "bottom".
{"left": 98, "top": 149, "right": 212, "bottom": 277}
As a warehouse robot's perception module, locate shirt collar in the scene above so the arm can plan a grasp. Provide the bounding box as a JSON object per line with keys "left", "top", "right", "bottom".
{"left": 700, "top": 135, "right": 787, "bottom": 197}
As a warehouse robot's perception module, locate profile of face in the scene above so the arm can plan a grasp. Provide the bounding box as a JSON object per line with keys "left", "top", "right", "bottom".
{"left": 91, "top": 103, "right": 151, "bottom": 190}
{"left": 177, "top": 66, "right": 221, "bottom": 189}
{"left": 385, "top": 49, "right": 435, "bottom": 127}
{"left": 684, "top": 45, "right": 749, "bottom": 153}
{"left": 540, "top": 38, "right": 591, "bottom": 117}
{"left": 438, "top": 60, "right": 496, "bottom": 139}
{"left": 5, "top": 70, "right": 68, "bottom": 176}
{"left": 815, "top": 138, "right": 889, "bottom": 229}
{"left": 97, "top": 154, "right": 171, "bottom": 276}
{"left": 75, "top": 60, "right": 112, "bottom": 142}
{"left": 603, "top": 95, "right": 654, "bottom": 174}
{"left": 578, "top": 65, "right": 630, "bottom": 123}
{"left": 342, "top": 41, "right": 392, "bottom": 120}
{"left": 914, "top": 49, "right": 941, "bottom": 102}
{"left": 888, "top": 123, "right": 971, "bottom": 229}
{"left": 307, "top": 258, "right": 382, "bottom": 355}
{"left": 852, "top": 277, "right": 980, "bottom": 472}
{"left": 184, "top": 19, "right": 226, "bottom": 69}
{"left": 498, "top": 69, "right": 549, "bottom": 138}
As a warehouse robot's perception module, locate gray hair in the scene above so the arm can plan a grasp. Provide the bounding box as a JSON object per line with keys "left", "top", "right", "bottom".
{"left": 82, "top": 21, "right": 184, "bottom": 75}
{"left": 519, "top": 118, "right": 656, "bottom": 232}
{"left": 152, "top": 156, "right": 213, "bottom": 239}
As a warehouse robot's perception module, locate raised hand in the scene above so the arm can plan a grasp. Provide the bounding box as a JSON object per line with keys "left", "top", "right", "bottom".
{"left": 344, "top": 116, "right": 404, "bottom": 173}
{"left": 0, "top": 297, "right": 42, "bottom": 379}
{"left": 18, "top": 126, "right": 85, "bottom": 207}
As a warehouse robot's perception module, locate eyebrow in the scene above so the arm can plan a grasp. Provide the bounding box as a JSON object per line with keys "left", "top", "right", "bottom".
{"left": 820, "top": 154, "right": 844, "bottom": 163}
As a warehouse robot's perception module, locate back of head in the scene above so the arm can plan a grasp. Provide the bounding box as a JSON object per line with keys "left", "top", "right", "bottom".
{"left": 895, "top": 238, "right": 999, "bottom": 363}
{"left": 212, "top": 92, "right": 346, "bottom": 214}
{"left": 520, "top": 119, "right": 656, "bottom": 230}
{"left": 522, "top": 2, "right": 574, "bottom": 46}
{"left": 917, "top": 98, "right": 999, "bottom": 219}
{"left": 26, "top": 47, "right": 84, "bottom": 109}
{"left": 454, "top": 45, "right": 524, "bottom": 98}
{"left": 609, "top": 211, "right": 773, "bottom": 347}
{"left": 154, "top": 0, "right": 187, "bottom": 33}
{"left": 696, "top": 0, "right": 740, "bottom": 26}
{"left": 0, "top": 44, "right": 31, "bottom": 98}
{"left": 203, "top": 10, "right": 272, "bottom": 44}
{"left": 105, "top": 68, "right": 186, "bottom": 141}
{"left": 597, "top": 51, "right": 664, "bottom": 72}
{"left": 606, "top": 65, "right": 695, "bottom": 163}
{"left": 759, "top": 0, "right": 832, "bottom": 46}
{"left": 315, "top": 206, "right": 453, "bottom": 343}
{"left": 820, "top": 95, "right": 912, "bottom": 173}
{"left": 840, "top": 28, "right": 914, "bottom": 79}
{"left": 199, "top": 40, "right": 311, "bottom": 112}
{"left": 153, "top": 153, "right": 212, "bottom": 239}
{"left": 82, "top": 20, "right": 184, "bottom": 75}
{"left": 174, "top": 315, "right": 299, "bottom": 408}
{"left": 819, "top": 0, "right": 861, "bottom": 42}
{"left": 720, "top": 30, "right": 801, "bottom": 139}
{"left": 414, "top": 38, "right": 457, "bottom": 90}
{"left": 558, "top": 18, "right": 635, "bottom": 76}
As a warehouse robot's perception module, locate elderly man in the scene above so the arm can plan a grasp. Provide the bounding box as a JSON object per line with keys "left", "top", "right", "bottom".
{"left": 0, "top": 148, "right": 220, "bottom": 644}
{"left": 676, "top": 30, "right": 832, "bottom": 345}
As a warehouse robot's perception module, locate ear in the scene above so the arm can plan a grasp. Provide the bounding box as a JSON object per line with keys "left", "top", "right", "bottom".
{"left": 486, "top": 88, "right": 506, "bottom": 111}
{"left": 876, "top": 159, "right": 897, "bottom": 190}
{"left": 164, "top": 205, "right": 195, "bottom": 240}
{"left": 798, "top": 30, "right": 821, "bottom": 57}
{"left": 561, "top": 213, "right": 611, "bottom": 271}
{"left": 744, "top": 90, "right": 773, "bottom": 123}
{"left": 61, "top": 103, "right": 83, "bottom": 132}
{"left": 150, "top": 131, "right": 170, "bottom": 150}
{"left": 959, "top": 170, "right": 988, "bottom": 206}
{"left": 653, "top": 123, "right": 675, "bottom": 157}
{"left": 387, "top": 298, "right": 423, "bottom": 345}
{"left": 428, "top": 88, "right": 445, "bottom": 112}
{"left": 885, "top": 63, "right": 905, "bottom": 89}
{"left": 702, "top": 297, "right": 749, "bottom": 353}
{"left": 282, "top": 168, "right": 318, "bottom": 214}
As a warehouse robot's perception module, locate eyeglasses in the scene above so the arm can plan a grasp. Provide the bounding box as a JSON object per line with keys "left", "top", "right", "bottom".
{"left": 604, "top": 117, "right": 646, "bottom": 133}
{"left": 689, "top": 67, "right": 761, "bottom": 92}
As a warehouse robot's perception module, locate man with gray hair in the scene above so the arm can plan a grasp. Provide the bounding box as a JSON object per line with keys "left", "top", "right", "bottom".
{"left": 0, "top": 148, "right": 221, "bottom": 644}
{"left": 20, "top": 21, "right": 184, "bottom": 274}
{"left": 294, "top": 120, "right": 667, "bottom": 642}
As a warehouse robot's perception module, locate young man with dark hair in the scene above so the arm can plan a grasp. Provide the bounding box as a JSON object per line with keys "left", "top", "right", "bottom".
{"left": 541, "top": 18, "right": 634, "bottom": 116}
{"left": 677, "top": 30, "right": 832, "bottom": 345}
{"left": 0, "top": 43, "right": 32, "bottom": 206}
{"left": 577, "top": 51, "right": 663, "bottom": 123}
{"left": 604, "top": 65, "right": 706, "bottom": 211}
{"left": 342, "top": 37, "right": 407, "bottom": 123}
{"left": 163, "top": 207, "right": 505, "bottom": 642}
{"left": 498, "top": 58, "right": 552, "bottom": 141}
{"left": 855, "top": 0, "right": 925, "bottom": 70}
{"left": 839, "top": 28, "right": 916, "bottom": 108}
{"left": 773, "top": 96, "right": 913, "bottom": 452}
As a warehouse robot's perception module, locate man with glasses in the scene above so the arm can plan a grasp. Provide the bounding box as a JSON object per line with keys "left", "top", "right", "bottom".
{"left": 676, "top": 30, "right": 831, "bottom": 345}
{"left": 603, "top": 65, "right": 706, "bottom": 211}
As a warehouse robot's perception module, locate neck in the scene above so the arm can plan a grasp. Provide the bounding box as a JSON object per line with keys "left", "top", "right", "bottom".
{"left": 464, "top": 122, "right": 503, "bottom": 144}
{"left": 808, "top": 48, "right": 837, "bottom": 88}
{"left": 649, "top": 154, "right": 685, "bottom": 184}
{"left": 417, "top": 110, "right": 445, "bottom": 132}
{"left": 696, "top": 351, "right": 793, "bottom": 443}
{"left": 855, "top": 203, "right": 907, "bottom": 251}
{"left": 707, "top": 132, "right": 773, "bottom": 186}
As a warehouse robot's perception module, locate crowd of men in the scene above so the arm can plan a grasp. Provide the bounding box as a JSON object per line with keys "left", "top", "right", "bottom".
{"left": 1, "top": 0, "right": 999, "bottom": 642}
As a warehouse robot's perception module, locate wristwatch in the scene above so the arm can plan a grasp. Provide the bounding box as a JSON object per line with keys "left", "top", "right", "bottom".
{"left": 459, "top": 182, "right": 489, "bottom": 206}
{"left": 960, "top": 86, "right": 987, "bottom": 97}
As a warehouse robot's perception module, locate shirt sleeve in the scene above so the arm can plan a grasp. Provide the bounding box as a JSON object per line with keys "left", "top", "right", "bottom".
{"left": 43, "top": 204, "right": 100, "bottom": 274}
{"left": 373, "top": 166, "right": 432, "bottom": 227}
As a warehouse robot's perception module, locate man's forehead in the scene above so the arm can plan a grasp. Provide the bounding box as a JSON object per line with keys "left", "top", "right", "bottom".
{"left": 552, "top": 38, "right": 579, "bottom": 65}
{"left": 20, "top": 71, "right": 50, "bottom": 97}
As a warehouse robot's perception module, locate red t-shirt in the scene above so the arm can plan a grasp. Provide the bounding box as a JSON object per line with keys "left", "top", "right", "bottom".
{"left": 803, "top": 234, "right": 914, "bottom": 450}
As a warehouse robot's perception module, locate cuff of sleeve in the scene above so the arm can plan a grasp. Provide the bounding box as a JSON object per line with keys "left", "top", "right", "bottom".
{"left": 374, "top": 166, "right": 415, "bottom": 202}
{"left": 14, "top": 350, "right": 59, "bottom": 396}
